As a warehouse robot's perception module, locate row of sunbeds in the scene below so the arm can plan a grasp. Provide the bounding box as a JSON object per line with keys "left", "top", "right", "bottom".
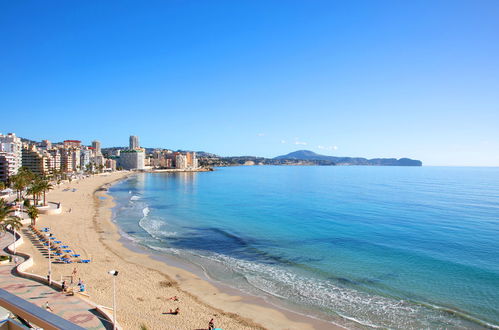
{"left": 30, "top": 225, "right": 91, "bottom": 264}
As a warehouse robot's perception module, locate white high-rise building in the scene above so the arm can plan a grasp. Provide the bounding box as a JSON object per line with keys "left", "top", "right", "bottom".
{"left": 0, "top": 133, "right": 22, "bottom": 181}
{"left": 129, "top": 135, "right": 139, "bottom": 150}
{"left": 47, "top": 149, "right": 61, "bottom": 173}
{"left": 175, "top": 154, "right": 188, "bottom": 169}
{"left": 80, "top": 148, "right": 92, "bottom": 170}
{"left": 71, "top": 149, "right": 81, "bottom": 172}
{"left": 118, "top": 149, "right": 145, "bottom": 170}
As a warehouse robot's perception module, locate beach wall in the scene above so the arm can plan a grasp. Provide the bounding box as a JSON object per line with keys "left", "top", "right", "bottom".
{"left": 36, "top": 203, "right": 63, "bottom": 215}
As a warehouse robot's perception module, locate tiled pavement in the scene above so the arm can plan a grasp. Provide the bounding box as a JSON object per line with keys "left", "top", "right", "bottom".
{"left": 0, "top": 232, "right": 112, "bottom": 329}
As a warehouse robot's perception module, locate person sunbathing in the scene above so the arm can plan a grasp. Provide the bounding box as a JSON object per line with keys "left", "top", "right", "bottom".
{"left": 167, "top": 307, "right": 180, "bottom": 315}
{"left": 169, "top": 296, "right": 179, "bottom": 301}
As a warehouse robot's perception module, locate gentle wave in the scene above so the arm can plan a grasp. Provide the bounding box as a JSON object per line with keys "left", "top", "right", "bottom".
{"left": 138, "top": 208, "right": 177, "bottom": 240}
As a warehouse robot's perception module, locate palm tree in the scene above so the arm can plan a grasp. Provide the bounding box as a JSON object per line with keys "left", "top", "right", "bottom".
{"left": 2, "top": 216, "right": 23, "bottom": 254}
{"left": 27, "top": 179, "right": 43, "bottom": 206}
{"left": 0, "top": 198, "right": 13, "bottom": 225}
{"left": 27, "top": 205, "right": 39, "bottom": 226}
{"left": 37, "top": 179, "right": 53, "bottom": 206}
{"left": 0, "top": 198, "right": 23, "bottom": 253}
{"left": 2, "top": 216, "right": 23, "bottom": 233}
{"left": 11, "top": 167, "right": 35, "bottom": 202}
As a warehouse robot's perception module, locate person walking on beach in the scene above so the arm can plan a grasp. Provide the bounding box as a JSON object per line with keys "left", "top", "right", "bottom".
{"left": 208, "top": 318, "right": 215, "bottom": 330}
{"left": 71, "top": 267, "right": 78, "bottom": 283}
{"left": 45, "top": 301, "right": 54, "bottom": 312}
{"left": 61, "top": 280, "right": 67, "bottom": 292}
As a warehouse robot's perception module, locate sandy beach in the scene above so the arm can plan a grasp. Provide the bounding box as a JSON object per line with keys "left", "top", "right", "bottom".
{"left": 16, "top": 172, "right": 341, "bottom": 330}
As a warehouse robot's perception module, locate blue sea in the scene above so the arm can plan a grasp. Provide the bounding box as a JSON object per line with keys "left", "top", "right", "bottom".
{"left": 109, "top": 166, "right": 499, "bottom": 329}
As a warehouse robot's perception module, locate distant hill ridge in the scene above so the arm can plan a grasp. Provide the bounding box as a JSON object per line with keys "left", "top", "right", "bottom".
{"left": 274, "top": 150, "right": 422, "bottom": 166}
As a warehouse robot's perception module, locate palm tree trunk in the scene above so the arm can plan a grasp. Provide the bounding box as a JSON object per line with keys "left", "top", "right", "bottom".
{"left": 43, "top": 191, "right": 47, "bottom": 206}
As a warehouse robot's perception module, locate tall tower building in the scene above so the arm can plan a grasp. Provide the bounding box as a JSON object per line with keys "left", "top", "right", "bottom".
{"left": 92, "top": 140, "right": 101, "bottom": 155}
{"left": 129, "top": 135, "right": 139, "bottom": 150}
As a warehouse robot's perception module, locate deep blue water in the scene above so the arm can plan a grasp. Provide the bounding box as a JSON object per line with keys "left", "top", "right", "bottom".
{"left": 109, "top": 166, "right": 499, "bottom": 329}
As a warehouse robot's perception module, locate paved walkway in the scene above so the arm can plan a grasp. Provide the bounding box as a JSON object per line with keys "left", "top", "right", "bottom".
{"left": 0, "top": 231, "right": 111, "bottom": 329}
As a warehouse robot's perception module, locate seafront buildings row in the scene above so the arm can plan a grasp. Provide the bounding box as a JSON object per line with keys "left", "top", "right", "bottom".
{"left": 0, "top": 132, "right": 114, "bottom": 182}
{"left": 0, "top": 133, "right": 199, "bottom": 183}
{"left": 106, "top": 135, "right": 199, "bottom": 171}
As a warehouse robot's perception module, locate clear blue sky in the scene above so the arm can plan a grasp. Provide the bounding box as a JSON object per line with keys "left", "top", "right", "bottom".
{"left": 1, "top": 1, "right": 498, "bottom": 166}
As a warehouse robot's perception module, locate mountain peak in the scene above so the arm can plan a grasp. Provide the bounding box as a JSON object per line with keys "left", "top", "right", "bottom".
{"left": 274, "top": 150, "right": 326, "bottom": 160}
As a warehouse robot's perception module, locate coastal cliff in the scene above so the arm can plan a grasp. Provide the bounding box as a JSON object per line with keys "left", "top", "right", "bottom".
{"left": 198, "top": 150, "right": 422, "bottom": 167}
{"left": 274, "top": 150, "right": 423, "bottom": 166}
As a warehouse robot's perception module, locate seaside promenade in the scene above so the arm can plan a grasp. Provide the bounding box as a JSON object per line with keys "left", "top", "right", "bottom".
{"left": 0, "top": 231, "right": 112, "bottom": 329}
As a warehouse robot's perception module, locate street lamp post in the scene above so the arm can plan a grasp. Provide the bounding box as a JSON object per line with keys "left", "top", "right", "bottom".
{"left": 45, "top": 233, "right": 51, "bottom": 285}
{"left": 108, "top": 270, "right": 119, "bottom": 330}
{"left": 13, "top": 208, "right": 20, "bottom": 255}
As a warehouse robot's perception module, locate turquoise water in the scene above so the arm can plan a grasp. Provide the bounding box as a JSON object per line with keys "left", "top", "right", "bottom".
{"left": 109, "top": 166, "right": 499, "bottom": 329}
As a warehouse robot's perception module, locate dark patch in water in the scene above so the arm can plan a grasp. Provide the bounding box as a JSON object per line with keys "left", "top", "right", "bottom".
{"left": 330, "top": 276, "right": 360, "bottom": 285}
{"left": 169, "top": 227, "right": 303, "bottom": 266}
{"left": 329, "top": 272, "right": 399, "bottom": 287}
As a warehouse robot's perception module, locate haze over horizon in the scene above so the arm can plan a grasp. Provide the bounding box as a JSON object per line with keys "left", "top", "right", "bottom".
{"left": 1, "top": 1, "right": 498, "bottom": 166}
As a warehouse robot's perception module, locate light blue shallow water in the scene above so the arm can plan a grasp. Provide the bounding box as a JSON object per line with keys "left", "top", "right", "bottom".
{"left": 109, "top": 166, "right": 499, "bottom": 329}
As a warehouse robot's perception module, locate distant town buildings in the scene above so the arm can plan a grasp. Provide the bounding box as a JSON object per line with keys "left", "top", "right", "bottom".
{"left": 63, "top": 140, "right": 81, "bottom": 148}
{"left": 0, "top": 133, "right": 120, "bottom": 183}
{"left": 0, "top": 132, "right": 202, "bottom": 183}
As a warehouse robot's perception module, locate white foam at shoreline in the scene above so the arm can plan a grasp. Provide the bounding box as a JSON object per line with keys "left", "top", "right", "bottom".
{"left": 190, "top": 252, "right": 487, "bottom": 329}
{"left": 138, "top": 209, "right": 178, "bottom": 240}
